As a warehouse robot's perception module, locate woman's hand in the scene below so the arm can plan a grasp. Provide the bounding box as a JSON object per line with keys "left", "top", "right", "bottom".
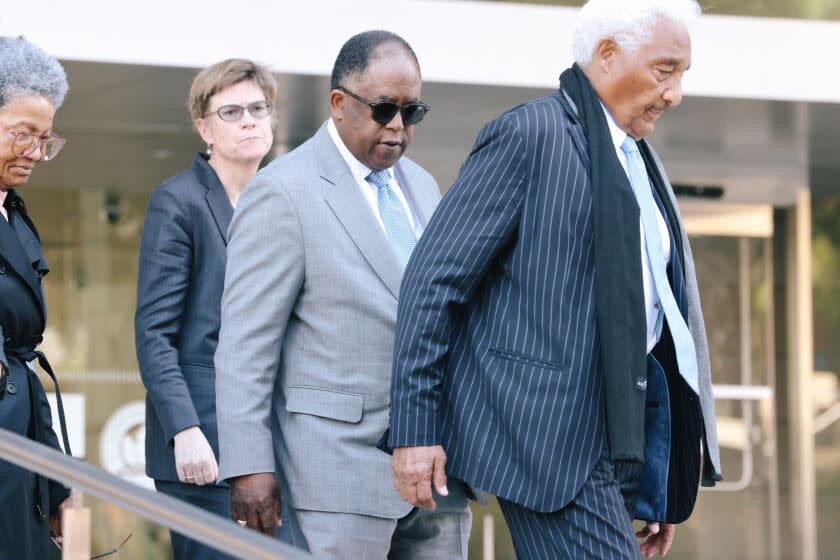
{"left": 49, "top": 496, "right": 72, "bottom": 548}
{"left": 173, "top": 426, "right": 219, "bottom": 486}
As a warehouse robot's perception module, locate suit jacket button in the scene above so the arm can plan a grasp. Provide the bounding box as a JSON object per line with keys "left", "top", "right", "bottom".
{"left": 6, "top": 382, "right": 17, "bottom": 395}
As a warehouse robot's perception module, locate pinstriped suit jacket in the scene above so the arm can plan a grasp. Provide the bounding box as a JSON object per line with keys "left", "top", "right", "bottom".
{"left": 389, "top": 91, "right": 721, "bottom": 513}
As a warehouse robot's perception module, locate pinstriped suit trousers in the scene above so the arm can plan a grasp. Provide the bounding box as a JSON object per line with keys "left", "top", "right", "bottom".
{"left": 498, "top": 453, "right": 642, "bottom": 560}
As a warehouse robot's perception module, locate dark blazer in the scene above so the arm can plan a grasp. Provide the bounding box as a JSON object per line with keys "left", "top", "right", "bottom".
{"left": 0, "top": 190, "right": 69, "bottom": 559}
{"left": 390, "top": 93, "right": 603, "bottom": 512}
{"left": 135, "top": 155, "right": 233, "bottom": 482}
{"left": 389, "top": 91, "right": 720, "bottom": 515}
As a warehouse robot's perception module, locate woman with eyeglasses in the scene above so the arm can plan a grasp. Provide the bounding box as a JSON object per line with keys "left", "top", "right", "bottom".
{"left": 0, "top": 37, "right": 73, "bottom": 560}
{"left": 135, "top": 58, "right": 277, "bottom": 560}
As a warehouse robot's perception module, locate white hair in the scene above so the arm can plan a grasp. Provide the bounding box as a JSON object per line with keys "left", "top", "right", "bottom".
{"left": 572, "top": 0, "right": 702, "bottom": 67}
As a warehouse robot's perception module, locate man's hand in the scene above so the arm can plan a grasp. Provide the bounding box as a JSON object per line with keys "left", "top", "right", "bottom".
{"left": 637, "top": 521, "right": 675, "bottom": 558}
{"left": 49, "top": 496, "right": 72, "bottom": 548}
{"left": 173, "top": 426, "right": 219, "bottom": 486}
{"left": 229, "top": 472, "right": 281, "bottom": 535}
{"left": 391, "top": 445, "right": 449, "bottom": 510}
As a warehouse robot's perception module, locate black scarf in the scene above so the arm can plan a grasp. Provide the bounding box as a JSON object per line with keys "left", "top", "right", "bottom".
{"left": 559, "top": 65, "right": 648, "bottom": 462}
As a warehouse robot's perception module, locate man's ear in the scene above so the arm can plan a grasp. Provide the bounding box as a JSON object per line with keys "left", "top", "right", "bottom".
{"left": 329, "top": 90, "right": 345, "bottom": 122}
{"left": 593, "top": 38, "right": 618, "bottom": 74}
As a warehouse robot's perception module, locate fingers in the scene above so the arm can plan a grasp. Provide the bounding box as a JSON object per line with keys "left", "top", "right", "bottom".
{"left": 637, "top": 523, "right": 675, "bottom": 559}
{"left": 196, "top": 459, "right": 218, "bottom": 486}
{"left": 209, "top": 457, "right": 220, "bottom": 484}
{"left": 415, "top": 479, "right": 436, "bottom": 510}
{"left": 397, "top": 477, "right": 419, "bottom": 506}
{"left": 253, "top": 483, "right": 281, "bottom": 535}
{"left": 660, "top": 523, "right": 675, "bottom": 556}
{"left": 432, "top": 453, "right": 448, "bottom": 497}
{"left": 245, "top": 507, "right": 261, "bottom": 534}
{"left": 640, "top": 536, "right": 657, "bottom": 559}
{"left": 230, "top": 486, "right": 247, "bottom": 526}
{"left": 176, "top": 463, "right": 188, "bottom": 483}
{"left": 228, "top": 473, "right": 280, "bottom": 533}
{"left": 178, "top": 457, "right": 218, "bottom": 485}
{"left": 256, "top": 501, "right": 280, "bottom": 535}
{"left": 50, "top": 515, "right": 61, "bottom": 538}
{"left": 391, "top": 446, "right": 448, "bottom": 509}
{"left": 192, "top": 469, "right": 208, "bottom": 486}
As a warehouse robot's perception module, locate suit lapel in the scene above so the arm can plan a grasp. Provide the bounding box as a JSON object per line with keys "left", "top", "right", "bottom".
{"left": 192, "top": 155, "right": 234, "bottom": 244}
{"left": 315, "top": 125, "right": 403, "bottom": 299}
{"left": 0, "top": 214, "right": 45, "bottom": 318}
{"left": 556, "top": 91, "right": 591, "bottom": 171}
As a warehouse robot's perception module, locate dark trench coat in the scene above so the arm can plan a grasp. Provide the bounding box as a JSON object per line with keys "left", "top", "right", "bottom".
{"left": 0, "top": 190, "right": 69, "bottom": 560}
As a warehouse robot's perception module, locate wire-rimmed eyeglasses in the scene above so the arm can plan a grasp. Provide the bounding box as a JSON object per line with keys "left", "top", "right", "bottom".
{"left": 204, "top": 100, "right": 273, "bottom": 122}
{"left": 4, "top": 129, "right": 65, "bottom": 161}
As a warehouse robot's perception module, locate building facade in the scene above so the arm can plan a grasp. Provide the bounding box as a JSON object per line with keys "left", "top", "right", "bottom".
{"left": 4, "top": 1, "right": 840, "bottom": 558}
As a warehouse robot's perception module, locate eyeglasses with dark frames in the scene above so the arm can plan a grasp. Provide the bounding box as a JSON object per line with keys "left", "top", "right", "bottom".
{"left": 336, "top": 86, "right": 430, "bottom": 126}
{"left": 4, "top": 129, "right": 65, "bottom": 161}
{"left": 204, "top": 100, "right": 273, "bottom": 122}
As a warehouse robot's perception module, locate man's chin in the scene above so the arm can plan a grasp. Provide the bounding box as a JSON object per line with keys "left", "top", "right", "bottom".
{"left": 630, "top": 123, "right": 655, "bottom": 140}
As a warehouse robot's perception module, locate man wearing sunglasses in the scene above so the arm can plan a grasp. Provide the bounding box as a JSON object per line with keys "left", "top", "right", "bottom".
{"left": 215, "top": 30, "right": 471, "bottom": 559}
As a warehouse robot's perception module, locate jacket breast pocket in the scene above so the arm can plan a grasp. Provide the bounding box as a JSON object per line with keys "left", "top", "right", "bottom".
{"left": 286, "top": 385, "right": 365, "bottom": 424}
{"left": 489, "top": 348, "right": 564, "bottom": 371}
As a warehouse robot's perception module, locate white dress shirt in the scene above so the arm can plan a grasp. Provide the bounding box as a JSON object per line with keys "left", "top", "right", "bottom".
{"left": 327, "top": 118, "right": 422, "bottom": 239}
{"left": 600, "top": 104, "right": 671, "bottom": 354}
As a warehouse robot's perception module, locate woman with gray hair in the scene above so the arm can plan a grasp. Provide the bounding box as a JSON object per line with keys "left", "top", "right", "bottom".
{"left": 0, "top": 36, "right": 72, "bottom": 559}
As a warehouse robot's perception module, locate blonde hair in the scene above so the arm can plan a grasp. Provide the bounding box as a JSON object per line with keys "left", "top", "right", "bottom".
{"left": 187, "top": 58, "right": 277, "bottom": 123}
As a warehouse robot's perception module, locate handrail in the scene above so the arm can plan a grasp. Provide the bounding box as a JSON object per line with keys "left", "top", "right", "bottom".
{"left": 707, "top": 383, "right": 775, "bottom": 493}
{"left": 0, "top": 428, "right": 311, "bottom": 560}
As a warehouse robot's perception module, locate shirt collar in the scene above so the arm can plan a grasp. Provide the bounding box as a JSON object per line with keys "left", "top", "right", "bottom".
{"left": 327, "top": 118, "right": 394, "bottom": 184}
{"left": 599, "top": 102, "right": 630, "bottom": 153}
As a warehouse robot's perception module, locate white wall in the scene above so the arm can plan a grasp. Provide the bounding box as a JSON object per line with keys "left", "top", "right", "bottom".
{"left": 3, "top": 0, "right": 840, "bottom": 103}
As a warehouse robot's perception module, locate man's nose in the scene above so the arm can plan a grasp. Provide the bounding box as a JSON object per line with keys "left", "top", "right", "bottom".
{"left": 663, "top": 78, "right": 683, "bottom": 107}
{"left": 385, "top": 109, "right": 404, "bottom": 131}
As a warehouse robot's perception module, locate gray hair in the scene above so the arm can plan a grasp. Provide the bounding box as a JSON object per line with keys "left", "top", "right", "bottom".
{"left": 572, "top": 0, "right": 701, "bottom": 67}
{"left": 0, "top": 36, "right": 69, "bottom": 110}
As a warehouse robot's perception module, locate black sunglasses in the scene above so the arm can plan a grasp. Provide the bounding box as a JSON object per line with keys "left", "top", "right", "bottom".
{"left": 336, "top": 87, "right": 430, "bottom": 126}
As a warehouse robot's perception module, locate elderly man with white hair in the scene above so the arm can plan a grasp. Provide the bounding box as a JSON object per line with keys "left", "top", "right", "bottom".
{"left": 386, "top": 0, "right": 722, "bottom": 558}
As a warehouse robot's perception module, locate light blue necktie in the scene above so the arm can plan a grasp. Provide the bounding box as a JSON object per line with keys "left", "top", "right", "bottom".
{"left": 367, "top": 169, "right": 417, "bottom": 269}
{"left": 621, "top": 136, "right": 699, "bottom": 395}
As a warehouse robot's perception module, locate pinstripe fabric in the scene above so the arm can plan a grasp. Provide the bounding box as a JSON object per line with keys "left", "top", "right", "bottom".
{"left": 389, "top": 92, "right": 605, "bottom": 512}
{"left": 498, "top": 455, "right": 640, "bottom": 560}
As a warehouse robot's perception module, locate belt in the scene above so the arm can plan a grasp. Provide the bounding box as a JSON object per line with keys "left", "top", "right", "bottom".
{"left": 4, "top": 341, "right": 72, "bottom": 520}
